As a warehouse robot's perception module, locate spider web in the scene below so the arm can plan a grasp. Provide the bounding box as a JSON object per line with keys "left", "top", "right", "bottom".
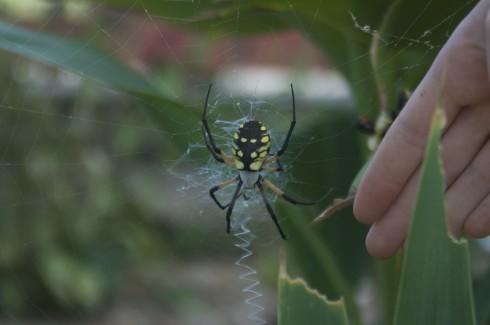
{"left": 0, "top": 0, "right": 480, "bottom": 324}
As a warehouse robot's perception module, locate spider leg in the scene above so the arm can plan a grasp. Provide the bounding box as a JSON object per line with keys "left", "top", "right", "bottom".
{"left": 261, "top": 176, "right": 328, "bottom": 205}
{"left": 263, "top": 84, "right": 296, "bottom": 168}
{"left": 209, "top": 177, "right": 240, "bottom": 209}
{"left": 260, "top": 163, "right": 283, "bottom": 173}
{"left": 201, "top": 84, "right": 220, "bottom": 155}
{"left": 225, "top": 179, "right": 243, "bottom": 234}
{"left": 202, "top": 84, "right": 235, "bottom": 166}
{"left": 276, "top": 83, "right": 296, "bottom": 157}
{"left": 256, "top": 179, "right": 287, "bottom": 240}
{"left": 202, "top": 127, "right": 234, "bottom": 166}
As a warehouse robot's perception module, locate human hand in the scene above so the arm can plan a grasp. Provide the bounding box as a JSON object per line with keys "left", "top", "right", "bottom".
{"left": 353, "top": 0, "right": 490, "bottom": 259}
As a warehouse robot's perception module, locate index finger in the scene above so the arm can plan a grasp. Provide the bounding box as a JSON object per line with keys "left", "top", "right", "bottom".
{"left": 353, "top": 74, "right": 440, "bottom": 224}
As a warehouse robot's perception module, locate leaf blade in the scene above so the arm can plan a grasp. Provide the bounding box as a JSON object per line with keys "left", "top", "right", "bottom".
{"left": 278, "top": 251, "right": 349, "bottom": 325}
{"left": 393, "top": 107, "right": 476, "bottom": 325}
{"left": 0, "top": 21, "right": 159, "bottom": 96}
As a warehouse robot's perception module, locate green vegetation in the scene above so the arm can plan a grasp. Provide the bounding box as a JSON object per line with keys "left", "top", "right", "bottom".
{"left": 0, "top": 0, "right": 487, "bottom": 324}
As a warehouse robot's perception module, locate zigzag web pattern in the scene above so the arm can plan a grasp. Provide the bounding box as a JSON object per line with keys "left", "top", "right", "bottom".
{"left": 234, "top": 220, "right": 267, "bottom": 325}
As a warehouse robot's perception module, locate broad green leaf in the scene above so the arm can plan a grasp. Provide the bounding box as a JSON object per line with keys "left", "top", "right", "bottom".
{"left": 278, "top": 251, "right": 349, "bottom": 325}
{"left": 0, "top": 21, "right": 197, "bottom": 153}
{"left": 284, "top": 220, "right": 360, "bottom": 324}
{"left": 281, "top": 109, "right": 365, "bottom": 325}
{"left": 393, "top": 107, "right": 475, "bottom": 325}
{"left": 0, "top": 22, "right": 159, "bottom": 97}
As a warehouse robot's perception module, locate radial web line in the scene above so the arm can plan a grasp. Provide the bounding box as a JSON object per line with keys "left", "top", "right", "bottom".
{"left": 234, "top": 223, "right": 267, "bottom": 325}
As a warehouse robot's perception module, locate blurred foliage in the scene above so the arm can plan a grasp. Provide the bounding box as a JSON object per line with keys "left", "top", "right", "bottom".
{"left": 0, "top": 0, "right": 488, "bottom": 324}
{"left": 0, "top": 58, "right": 169, "bottom": 313}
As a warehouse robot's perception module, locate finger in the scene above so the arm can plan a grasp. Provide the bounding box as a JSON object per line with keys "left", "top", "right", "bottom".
{"left": 365, "top": 168, "right": 421, "bottom": 259}
{"left": 445, "top": 136, "right": 490, "bottom": 235}
{"left": 366, "top": 106, "right": 490, "bottom": 257}
{"left": 354, "top": 72, "right": 440, "bottom": 225}
{"left": 441, "top": 104, "right": 490, "bottom": 189}
{"left": 464, "top": 194, "right": 490, "bottom": 238}
{"left": 443, "top": 0, "right": 490, "bottom": 109}
{"left": 365, "top": 209, "right": 410, "bottom": 259}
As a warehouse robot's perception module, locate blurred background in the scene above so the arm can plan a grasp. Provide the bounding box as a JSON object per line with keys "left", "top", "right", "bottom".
{"left": 0, "top": 0, "right": 487, "bottom": 324}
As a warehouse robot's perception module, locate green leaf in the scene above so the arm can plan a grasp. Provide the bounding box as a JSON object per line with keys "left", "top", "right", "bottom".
{"left": 0, "top": 22, "right": 159, "bottom": 97}
{"left": 281, "top": 109, "right": 365, "bottom": 325}
{"left": 393, "top": 106, "right": 475, "bottom": 324}
{"left": 278, "top": 251, "right": 349, "bottom": 325}
{"left": 284, "top": 221, "right": 361, "bottom": 324}
{"left": 0, "top": 21, "right": 198, "bottom": 153}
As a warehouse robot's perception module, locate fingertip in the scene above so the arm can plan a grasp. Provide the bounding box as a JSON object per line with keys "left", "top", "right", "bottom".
{"left": 353, "top": 151, "right": 411, "bottom": 225}
{"left": 364, "top": 206, "right": 411, "bottom": 259}
{"left": 463, "top": 225, "right": 489, "bottom": 239}
{"left": 353, "top": 171, "right": 384, "bottom": 225}
{"left": 365, "top": 227, "right": 402, "bottom": 259}
{"left": 353, "top": 198, "right": 378, "bottom": 226}
{"left": 463, "top": 199, "right": 490, "bottom": 238}
{"left": 353, "top": 192, "right": 371, "bottom": 224}
{"left": 353, "top": 171, "right": 396, "bottom": 225}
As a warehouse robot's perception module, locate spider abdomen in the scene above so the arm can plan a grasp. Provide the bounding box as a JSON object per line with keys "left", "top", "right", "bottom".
{"left": 239, "top": 171, "right": 260, "bottom": 189}
{"left": 231, "top": 121, "right": 271, "bottom": 171}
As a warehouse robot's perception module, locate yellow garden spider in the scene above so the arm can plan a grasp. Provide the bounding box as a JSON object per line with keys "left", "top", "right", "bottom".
{"left": 202, "top": 84, "right": 321, "bottom": 239}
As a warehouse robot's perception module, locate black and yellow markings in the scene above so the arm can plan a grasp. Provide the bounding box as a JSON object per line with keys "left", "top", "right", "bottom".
{"left": 203, "top": 83, "right": 316, "bottom": 240}
{"left": 231, "top": 120, "right": 271, "bottom": 171}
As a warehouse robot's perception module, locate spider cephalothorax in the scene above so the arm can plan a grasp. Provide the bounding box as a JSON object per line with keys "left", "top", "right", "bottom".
{"left": 202, "top": 84, "right": 319, "bottom": 239}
